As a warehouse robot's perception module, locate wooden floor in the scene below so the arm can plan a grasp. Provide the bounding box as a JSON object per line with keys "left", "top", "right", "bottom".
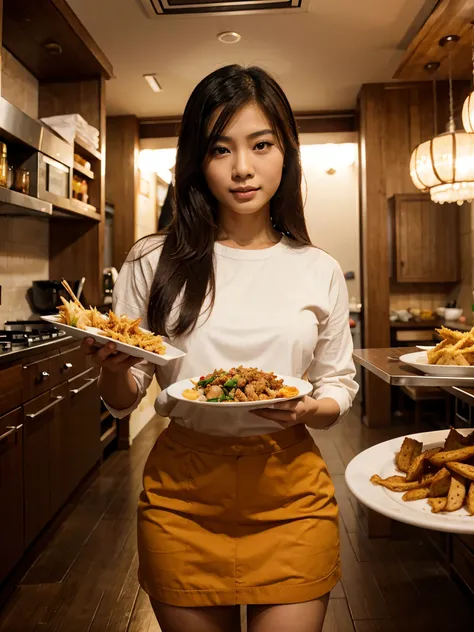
{"left": 0, "top": 407, "right": 473, "bottom": 631}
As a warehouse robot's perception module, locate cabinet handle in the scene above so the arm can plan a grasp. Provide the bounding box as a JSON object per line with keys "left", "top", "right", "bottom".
{"left": 26, "top": 395, "right": 63, "bottom": 419}
{"left": 0, "top": 426, "right": 16, "bottom": 443}
{"left": 71, "top": 377, "right": 99, "bottom": 396}
{"left": 38, "top": 371, "right": 50, "bottom": 382}
{"left": 62, "top": 363, "right": 73, "bottom": 372}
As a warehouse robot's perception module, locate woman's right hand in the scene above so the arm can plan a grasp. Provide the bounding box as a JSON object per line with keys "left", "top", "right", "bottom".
{"left": 80, "top": 338, "right": 142, "bottom": 373}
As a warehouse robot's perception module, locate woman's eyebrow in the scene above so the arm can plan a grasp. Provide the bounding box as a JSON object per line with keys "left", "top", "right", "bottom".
{"left": 214, "top": 129, "right": 275, "bottom": 142}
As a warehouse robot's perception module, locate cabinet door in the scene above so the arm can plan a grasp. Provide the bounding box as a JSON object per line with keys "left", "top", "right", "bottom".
{"left": 0, "top": 408, "right": 24, "bottom": 584}
{"left": 394, "top": 198, "right": 460, "bottom": 283}
{"left": 49, "top": 382, "right": 71, "bottom": 517}
{"left": 23, "top": 391, "right": 64, "bottom": 546}
{"left": 68, "top": 368, "right": 100, "bottom": 489}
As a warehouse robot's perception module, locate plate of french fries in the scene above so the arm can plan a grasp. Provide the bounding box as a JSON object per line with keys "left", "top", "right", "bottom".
{"left": 400, "top": 326, "right": 474, "bottom": 376}
{"left": 41, "top": 280, "right": 185, "bottom": 366}
{"left": 345, "top": 427, "right": 474, "bottom": 533}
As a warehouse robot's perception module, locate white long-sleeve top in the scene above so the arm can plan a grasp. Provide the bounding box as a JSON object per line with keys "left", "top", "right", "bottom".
{"left": 106, "top": 235, "right": 358, "bottom": 436}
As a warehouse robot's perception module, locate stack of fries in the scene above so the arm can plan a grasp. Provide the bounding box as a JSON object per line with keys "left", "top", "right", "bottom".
{"left": 428, "top": 326, "right": 474, "bottom": 366}
{"left": 371, "top": 428, "right": 474, "bottom": 514}
{"left": 57, "top": 280, "right": 166, "bottom": 355}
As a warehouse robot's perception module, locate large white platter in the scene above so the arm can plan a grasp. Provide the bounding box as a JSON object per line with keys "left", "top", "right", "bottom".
{"left": 41, "top": 314, "right": 186, "bottom": 366}
{"left": 167, "top": 374, "right": 313, "bottom": 409}
{"left": 345, "top": 428, "right": 474, "bottom": 534}
{"left": 400, "top": 350, "right": 474, "bottom": 377}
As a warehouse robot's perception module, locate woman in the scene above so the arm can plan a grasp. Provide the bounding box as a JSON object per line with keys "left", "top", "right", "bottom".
{"left": 83, "top": 65, "right": 358, "bottom": 632}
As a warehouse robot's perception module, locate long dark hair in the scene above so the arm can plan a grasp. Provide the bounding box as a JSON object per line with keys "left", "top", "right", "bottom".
{"left": 146, "top": 65, "right": 311, "bottom": 338}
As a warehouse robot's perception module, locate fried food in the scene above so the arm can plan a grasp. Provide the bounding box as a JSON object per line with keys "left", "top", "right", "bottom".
{"left": 429, "top": 446, "right": 474, "bottom": 467}
{"left": 182, "top": 367, "right": 299, "bottom": 403}
{"left": 427, "top": 327, "right": 474, "bottom": 365}
{"left": 396, "top": 437, "right": 423, "bottom": 473}
{"left": 429, "top": 468, "right": 451, "bottom": 498}
{"left": 57, "top": 281, "right": 166, "bottom": 356}
{"left": 370, "top": 429, "right": 474, "bottom": 515}
{"left": 446, "top": 473, "right": 466, "bottom": 512}
{"left": 402, "top": 488, "right": 430, "bottom": 502}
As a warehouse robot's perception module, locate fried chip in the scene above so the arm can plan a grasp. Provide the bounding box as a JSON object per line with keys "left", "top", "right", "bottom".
{"left": 429, "top": 468, "right": 451, "bottom": 498}
{"left": 446, "top": 462, "right": 474, "bottom": 482}
{"left": 444, "top": 428, "right": 470, "bottom": 451}
{"left": 370, "top": 474, "right": 434, "bottom": 492}
{"left": 428, "top": 497, "right": 448, "bottom": 513}
{"left": 402, "top": 488, "right": 430, "bottom": 502}
{"left": 429, "top": 446, "right": 474, "bottom": 467}
{"left": 396, "top": 437, "right": 423, "bottom": 473}
{"left": 467, "top": 482, "right": 474, "bottom": 515}
{"left": 446, "top": 473, "right": 466, "bottom": 512}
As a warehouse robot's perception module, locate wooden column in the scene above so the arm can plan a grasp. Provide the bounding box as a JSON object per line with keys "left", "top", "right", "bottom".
{"left": 358, "top": 84, "right": 392, "bottom": 429}
{"left": 106, "top": 115, "right": 140, "bottom": 270}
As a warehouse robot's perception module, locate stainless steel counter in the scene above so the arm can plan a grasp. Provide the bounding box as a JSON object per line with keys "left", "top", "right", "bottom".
{"left": 353, "top": 347, "right": 474, "bottom": 387}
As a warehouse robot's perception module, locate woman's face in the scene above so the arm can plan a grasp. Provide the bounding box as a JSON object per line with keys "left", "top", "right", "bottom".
{"left": 203, "top": 103, "right": 284, "bottom": 217}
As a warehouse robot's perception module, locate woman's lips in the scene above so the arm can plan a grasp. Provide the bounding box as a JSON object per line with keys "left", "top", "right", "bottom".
{"left": 230, "top": 188, "right": 260, "bottom": 201}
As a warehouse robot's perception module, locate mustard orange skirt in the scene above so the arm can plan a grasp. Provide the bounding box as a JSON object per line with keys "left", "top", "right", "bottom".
{"left": 137, "top": 421, "right": 340, "bottom": 607}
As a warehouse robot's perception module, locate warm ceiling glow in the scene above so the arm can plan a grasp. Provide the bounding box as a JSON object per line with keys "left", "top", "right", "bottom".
{"left": 300, "top": 143, "right": 357, "bottom": 174}
{"left": 138, "top": 148, "right": 177, "bottom": 183}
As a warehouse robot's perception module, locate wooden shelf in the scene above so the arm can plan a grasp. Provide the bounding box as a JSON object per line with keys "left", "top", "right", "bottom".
{"left": 2, "top": 0, "right": 113, "bottom": 81}
{"left": 73, "top": 161, "right": 94, "bottom": 180}
{"left": 100, "top": 421, "right": 117, "bottom": 449}
{"left": 69, "top": 198, "right": 98, "bottom": 217}
{"left": 74, "top": 137, "right": 102, "bottom": 162}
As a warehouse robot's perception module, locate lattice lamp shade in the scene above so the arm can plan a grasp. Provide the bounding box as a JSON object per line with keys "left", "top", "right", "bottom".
{"left": 409, "top": 131, "right": 474, "bottom": 205}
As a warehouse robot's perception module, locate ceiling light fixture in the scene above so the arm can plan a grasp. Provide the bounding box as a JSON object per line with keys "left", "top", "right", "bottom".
{"left": 217, "top": 31, "right": 241, "bottom": 44}
{"left": 143, "top": 74, "right": 162, "bottom": 93}
{"left": 409, "top": 35, "right": 474, "bottom": 205}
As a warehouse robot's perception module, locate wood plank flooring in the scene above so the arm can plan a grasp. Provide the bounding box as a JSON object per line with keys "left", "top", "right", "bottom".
{"left": 0, "top": 407, "right": 473, "bottom": 631}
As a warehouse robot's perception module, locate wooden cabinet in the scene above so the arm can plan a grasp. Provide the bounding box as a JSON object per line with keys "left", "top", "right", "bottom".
{"left": 0, "top": 364, "right": 22, "bottom": 416}
{"left": 0, "top": 408, "right": 24, "bottom": 585}
{"left": 389, "top": 194, "right": 460, "bottom": 283}
{"left": 49, "top": 382, "right": 72, "bottom": 517}
{"left": 68, "top": 368, "right": 101, "bottom": 489}
{"left": 22, "top": 352, "right": 62, "bottom": 402}
{"left": 23, "top": 390, "right": 64, "bottom": 547}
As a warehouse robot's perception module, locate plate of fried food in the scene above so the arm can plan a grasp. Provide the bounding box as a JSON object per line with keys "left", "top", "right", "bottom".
{"left": 41, "top": 280, "right": 185, "bottom": 366}
{"left": 400, "top": 326, "right": 474, "bottom": 376}
{"left": 345, "top": 427, "right": 474, "bottom": 533}
{"left": 168, "top": 366, "right": 312, "bottom": 409}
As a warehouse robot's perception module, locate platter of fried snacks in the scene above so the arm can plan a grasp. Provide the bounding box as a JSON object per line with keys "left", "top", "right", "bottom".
{"left": 399, "top": 326, "right": 474, "bottom": 377}
{"left": 168, "top": 369, "right": 312, "bottom": 409}
{"left": 41, "top": 280, "right": 185, "bottom": 366}
{"left": 345, "top": 427, "right": 474, "bottom": 533}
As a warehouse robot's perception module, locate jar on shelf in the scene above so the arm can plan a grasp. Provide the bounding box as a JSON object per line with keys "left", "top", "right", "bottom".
{"left": 0, "top": 142, "right": 8, "bottom": 188}
{"left": 11, "top": 168, "right": 30, "bottom": 195}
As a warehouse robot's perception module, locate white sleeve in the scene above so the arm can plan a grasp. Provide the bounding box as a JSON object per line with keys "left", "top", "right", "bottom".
{"left": 307, "top": 265, "right": 359, "bottom": 419}
{"left": 102, "top": 239, "right": 160, "bottom": 419}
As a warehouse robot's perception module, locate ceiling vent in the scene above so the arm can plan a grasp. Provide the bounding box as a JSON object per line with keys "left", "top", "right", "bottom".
{"left": 137, "top": 0, "right": 310, "bottom": 17}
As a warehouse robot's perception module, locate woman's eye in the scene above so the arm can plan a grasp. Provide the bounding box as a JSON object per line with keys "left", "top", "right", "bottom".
{"left": 255, "top": 141, "right": 273, "bottom": 151}
{"left": 211, "top": 146, "right": 229, "bottom": 156}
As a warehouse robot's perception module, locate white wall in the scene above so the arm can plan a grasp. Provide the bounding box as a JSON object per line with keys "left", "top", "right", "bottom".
{"left": 300, "top": 137, "right": 360, "bottom": 303}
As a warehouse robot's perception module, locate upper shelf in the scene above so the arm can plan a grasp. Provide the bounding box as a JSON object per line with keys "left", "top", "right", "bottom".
{"left": 2, "top": 0, "right": 114, "bottom": 82}
{"left": 74, "top": 137, "right": 102, "bottom": 162}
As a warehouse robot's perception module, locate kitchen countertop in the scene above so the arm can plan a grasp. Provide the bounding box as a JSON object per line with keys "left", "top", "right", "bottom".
{"left": 0, "top": 335, "right": 73, "bottom": 366}
{"left": 390, "top": 319, "right": 473, "bottom": 331}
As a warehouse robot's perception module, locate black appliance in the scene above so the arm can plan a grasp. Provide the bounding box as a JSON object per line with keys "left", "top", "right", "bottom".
{"left": 28, "top": 280, "right": 85, "bottom": 315}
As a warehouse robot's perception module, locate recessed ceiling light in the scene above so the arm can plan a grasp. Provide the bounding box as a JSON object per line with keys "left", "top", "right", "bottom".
{"left": 143, "top": 74, "right": 162, "bottom": 93}
{"left": 217, "top": 32, "right": 241, "bottom": 44}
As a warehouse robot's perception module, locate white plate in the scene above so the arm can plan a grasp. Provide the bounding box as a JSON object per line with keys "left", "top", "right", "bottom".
{"left": 167, "top": 374, "right": 313, "bottom": 409}
{"left": 416, "top": 345, "right": 435, "bottom": 351}
{"left": 400, "top": 350, "right": 474, "bottom": 377}
{"left": 41, "top": 314, "right": 186, "bottom": 366}
{"left": 345, "top": 428, "right": 474, "bottom": 534}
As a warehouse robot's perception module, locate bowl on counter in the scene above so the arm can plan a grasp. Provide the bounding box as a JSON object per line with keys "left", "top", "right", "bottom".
{"left": 444, "top": 307, "right": 463, "bottom": 321}
{"left": 435, "top": 307, "right": 446, "bottom": 317}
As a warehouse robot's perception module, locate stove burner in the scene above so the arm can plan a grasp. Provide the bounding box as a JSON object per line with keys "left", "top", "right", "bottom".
{"left": 0, "top": 320, "right": 66, "bottom": 353}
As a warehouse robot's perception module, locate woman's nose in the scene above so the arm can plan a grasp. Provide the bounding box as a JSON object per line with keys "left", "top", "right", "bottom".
{"left": 232, "top": 150, "right": 255, "bottom": 180}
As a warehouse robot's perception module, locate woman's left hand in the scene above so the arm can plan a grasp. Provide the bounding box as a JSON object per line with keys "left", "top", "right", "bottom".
{"left": 250, "top": 395, "right": 318, "bottom": 426}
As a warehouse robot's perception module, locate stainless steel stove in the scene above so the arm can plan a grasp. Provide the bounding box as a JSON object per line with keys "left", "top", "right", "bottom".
{"left": 0, "top": 320, "right": 66, "bottom": 353}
